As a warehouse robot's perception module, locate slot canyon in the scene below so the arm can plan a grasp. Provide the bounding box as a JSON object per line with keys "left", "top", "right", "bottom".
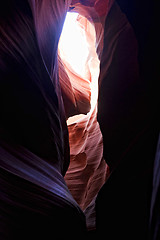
{"left": 0, "top": 0, "right": 159, "bottom": 239}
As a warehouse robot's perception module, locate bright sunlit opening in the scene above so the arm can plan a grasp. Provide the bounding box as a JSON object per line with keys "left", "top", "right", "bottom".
{"left": 59, "top": 12, "right": 100, "bottom": 124}
{"left": 59, "top": 12, "right": 89, "bottom": 78}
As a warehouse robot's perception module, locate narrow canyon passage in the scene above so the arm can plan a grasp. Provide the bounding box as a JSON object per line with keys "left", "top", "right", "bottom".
{"left": 58, "top": 12, "right": 109, "bottom": 229}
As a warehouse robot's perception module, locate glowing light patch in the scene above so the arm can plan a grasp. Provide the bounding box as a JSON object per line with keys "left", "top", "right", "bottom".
{"left": 59, "top": 12, "right": 100, "bottom": 124}
{"left": 59, "top": 12, "right": 89, "bottom": 78}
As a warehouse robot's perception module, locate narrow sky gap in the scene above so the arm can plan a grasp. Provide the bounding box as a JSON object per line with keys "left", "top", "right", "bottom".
{"left": 59, "top": 12, "right": 89, "bottom": 79}
{"left": 59, "top": 12, "right": 100, "bottom": 125}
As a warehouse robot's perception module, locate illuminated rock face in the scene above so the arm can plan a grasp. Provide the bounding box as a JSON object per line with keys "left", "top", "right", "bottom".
{"left": 66, "top": 110, "right": 108, "bottom": 209}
